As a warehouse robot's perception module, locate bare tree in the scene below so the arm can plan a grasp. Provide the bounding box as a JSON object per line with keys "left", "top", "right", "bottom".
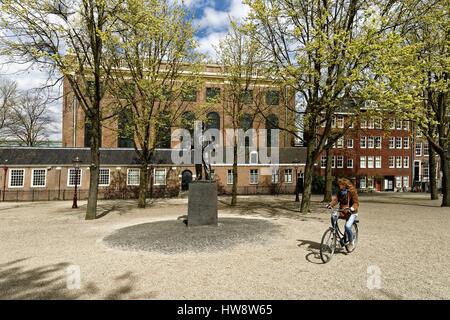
{"left": 0, "top": 78, "right": 17, "bottom": 140}
{"left": 216, "top": 21, "right": 266, "bottom": 206}
{"left": 7, "top": 89, "right": 55, "bottom": 146}
{"left": 106, "top": 0, "right": 202, "bottom": 208}
{"left": 1, "top": 0, "right": 120, "bottom": 219}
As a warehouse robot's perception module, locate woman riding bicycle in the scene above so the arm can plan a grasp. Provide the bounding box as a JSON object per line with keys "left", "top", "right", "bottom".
{"left": 327, "top": 178, "right": 359, "bottom": 249}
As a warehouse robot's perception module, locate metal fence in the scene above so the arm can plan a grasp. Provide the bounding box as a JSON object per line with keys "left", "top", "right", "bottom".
{"left": 0, "top": 186, "right": 179, "bottom": 202}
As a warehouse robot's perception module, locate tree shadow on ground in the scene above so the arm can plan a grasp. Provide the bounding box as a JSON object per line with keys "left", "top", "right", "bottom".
{"left": 95, "top": 201, "right": 142, "bottom": 219}
{"left": 218, "top": 198, "right": 327, "bottom": 221}
{"left": 0, "top": 258, "right": 157, "bottom": 299}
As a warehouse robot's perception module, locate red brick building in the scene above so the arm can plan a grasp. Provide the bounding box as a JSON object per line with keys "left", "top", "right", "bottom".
{"left": 317, "top": 113, "right": 414, "bottom": 192}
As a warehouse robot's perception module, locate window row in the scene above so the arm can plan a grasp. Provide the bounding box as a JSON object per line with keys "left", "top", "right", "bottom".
{"left": 226, "top": 169, "right": 297, "bottom": 185}
{"left": 320, "top": 156, "right": 354, "bottom": 169}
{"left": 359, "top": 176, "right": 409, "bottom": 189}
{"left": 388, "top": 137, "right": 410, "bottom": 149}
{"left": 6, "top": 168, "right": 167, "bottom": 188}
{"left": 360, "top": 136, "right": 382, "bottom": 149}
{"left": 361, "top": 119, "right": 410, "bottom": 131}
{"left": 388, "top": 156, "right": 410, "bottom": 169}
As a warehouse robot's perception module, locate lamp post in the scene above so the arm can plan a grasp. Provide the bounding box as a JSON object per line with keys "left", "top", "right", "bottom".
{"left": 2, "top": 159, "right": 8, "bottom": 202}
{"left": 72, "top": 157, "right": 82, "bottom": 209}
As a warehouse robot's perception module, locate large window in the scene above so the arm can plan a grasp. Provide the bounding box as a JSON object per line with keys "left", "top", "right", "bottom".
{"left": 250, "top": 169, "right": 259, "bottom": 184}
{"left": 423, "top": 143, "right": 429, "bottom": 156}
{"left": 375, "top": 136, "right": 382, "bottom": 149}
{"left": 389, "top": 137, "right": 395, "bottom": 149}
{"left": 272, "top": 171, "right": 279, "bottom": 184}
{"left": 206, "top": 112, "right": 221, "bottom": 130}
{"left": 367, "top": 177, "right": 374, "bottom": 189}
{"left": 368, "top": 136, "right": 374, "bottom": 148}
{"left": 156, "top": 111, "right": 172, "bottom": 148}
{"left": 68, "top": 168, "right": 82, "bottom": 187}
{"left": 31, "top": 169, "right": 46, "bottom": 188}
{"left": 154, "top": 169, "right": 166, "bottom": 186}
{"left": 347, "top": 139, "right": 354, "bottom": 148}
{"left": 367, "top": 156, "right": 374, "bottom": 169}
{"left": 347, "top": 158, "right": 354, "bottom": 169}
{"left": 403, "top": 137, "right": 409, "bottom": 149}
{"left": 84, "top": 119, "right": 102, "bottom": 148}
{"left": 250, "top": 151, "right": 258, "bottom": 165}
{"left": 337, "top": 156, "right": 344, "bottom": 168}
{"left": 396, "top": 156, "right": 402, "bottom": 168}
{"left": 265, "top": 91, "right": 280, "bottom": 105}
{"left": 336, "top": 137, "right": 344, "bottom": 148}
{"left": 360, "top": 156, "right": 366, "bottom": 169}
{"left": 389, "top": 156, "right": 395, "bottom": 168}
{"left": 206, "top": 87, "right": 221, "bottom": 103}
{"left": 360, "top": 120, "right": 367, "bottom": 129}
{"left": 9, "top": 169, "right": 25, "bottom": 188}
{"left": 321, "top": 156, "right": 327, "bottom": 168}
{"left": 118, "top": 108, "right": 134, "bottom": 148}
{"left": 375, "top": 156, "right": 382, "bottom": 169}
{"left": 241, "top": 90, "right": 253, "bottom": 104}
{"left": 360, "top": 176, "right": 366, "bottom": 189}
{"left": 337, "top": 115, "right": 344, "bottom": 128}
{"left": 127, "top": 169, "right": 140, "bottom": 186}
{"left": 403, "top": 156, "right": 409, "bottom": 168}
{"left": 360, "top": 136, "right": 367, "bottom": 148}
{"left": 182, "top": 88, "right": 197, "bottom": 102}
{"left": 266, "top": 114, "right": 279, "bottom": 148}
{"left": 415, "top": 142, "right": 422, "bottom": 156}
{"left": 99, "top": 169, "right": 110, "bottom": 187}
{"left": 403, "top": 176, "right": 410, "bottom": 188}
{"left": 284, "top": 169, "right": 293, "bottom": 183}
{"left": 396, "top": 137, "right": 402, "bottom": 149}
{"left": 395, "top": 176, "right": 402, "bottom": 188}
{"left": 227, "top": 170, "right": 233, "bottom": 185}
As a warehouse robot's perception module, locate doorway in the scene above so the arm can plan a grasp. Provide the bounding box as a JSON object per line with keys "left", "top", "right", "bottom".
{"left": 181, "top": 170, "right": 193, "bottom": 191}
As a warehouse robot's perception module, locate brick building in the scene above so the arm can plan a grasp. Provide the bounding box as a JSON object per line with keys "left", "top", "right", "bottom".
{"left": 317, "top": 114, "right": 415, "bottom": 192}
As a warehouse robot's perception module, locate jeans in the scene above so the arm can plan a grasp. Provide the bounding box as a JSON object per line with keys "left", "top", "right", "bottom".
{"left": 331, "top": 213, "right": 357, "bottom": 243}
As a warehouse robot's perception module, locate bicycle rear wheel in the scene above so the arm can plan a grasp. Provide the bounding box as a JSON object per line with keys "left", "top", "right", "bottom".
{"left": 345, "top": 223, "right": 358, "bottom": 253}
{"left": 320, "top": 228, "right": 336, "bottom": 263}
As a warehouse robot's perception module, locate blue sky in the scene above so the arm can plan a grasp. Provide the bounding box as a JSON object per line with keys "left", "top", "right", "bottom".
{"left": 0, "top": 0, "right": 249, "bottom": 140}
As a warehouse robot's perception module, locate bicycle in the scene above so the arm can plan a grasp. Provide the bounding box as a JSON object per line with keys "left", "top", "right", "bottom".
{"left": 320, "top": 207, "right": 359, "bottom": 264}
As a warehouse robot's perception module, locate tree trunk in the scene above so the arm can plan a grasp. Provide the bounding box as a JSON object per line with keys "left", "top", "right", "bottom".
{"left": 323, "top": 148, "right": 333, "bottom": 203}
{"left": 138, "top": 162, "right": 149, "bottom": 208}
{"left": 231, "top": 140, "right": 238, "bottom": 206}
{"left": 85, "top": 119, "right": 100, "bottom": 220}
{"left": 300, "top": 144, "right": 315, "bottom": 213}
{"left": 429, "top": 142, "right": 438, "bottom": 200}
{"left": 441, "top": 155, "right": 450, "bottom": 207}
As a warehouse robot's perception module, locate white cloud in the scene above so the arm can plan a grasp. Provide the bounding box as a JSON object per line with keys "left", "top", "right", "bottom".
{"left": 196, "top": 31, "right": 228, "bottom": 60}
{"left": 194, "top": 0, "right": 249, "bottom": 32}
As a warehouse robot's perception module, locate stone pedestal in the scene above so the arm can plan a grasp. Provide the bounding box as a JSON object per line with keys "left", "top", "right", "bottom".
{"left": 187, "top": 181, "right": 218, "bottom": 227}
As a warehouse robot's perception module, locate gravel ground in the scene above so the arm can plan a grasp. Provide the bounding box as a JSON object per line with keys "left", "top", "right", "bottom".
{"left": 0, "top": 193, "right": 449, "bottom": 300}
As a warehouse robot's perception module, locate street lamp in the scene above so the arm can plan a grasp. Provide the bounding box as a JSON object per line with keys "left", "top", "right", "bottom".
{"left": 72, "top": 157, "right": 82, "bottom": 209}
{"left": 2, "top": 159, "right": 8, "bottom": 202}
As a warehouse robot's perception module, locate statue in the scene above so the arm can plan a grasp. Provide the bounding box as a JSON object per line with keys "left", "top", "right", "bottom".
{"left": 194, "top": 121, "right": 213, "bottom": 181}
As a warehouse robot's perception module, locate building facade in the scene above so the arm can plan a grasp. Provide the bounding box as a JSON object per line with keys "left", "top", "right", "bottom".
{"left": 317, "top": 114, "right": 415, "bottom": 192}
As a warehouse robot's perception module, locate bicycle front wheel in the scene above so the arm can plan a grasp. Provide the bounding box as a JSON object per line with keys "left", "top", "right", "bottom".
{"left": 320, "top": 228, "right": 336, "bottom": 263}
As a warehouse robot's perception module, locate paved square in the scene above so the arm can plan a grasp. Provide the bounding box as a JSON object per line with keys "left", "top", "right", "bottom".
{"left": 0, "top": 194, "right": 449, "bottom": 299}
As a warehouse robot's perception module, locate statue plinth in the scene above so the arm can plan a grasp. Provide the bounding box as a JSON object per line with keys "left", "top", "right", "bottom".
{"left": 187, "top": 181, "right": 218, "bottom": 227}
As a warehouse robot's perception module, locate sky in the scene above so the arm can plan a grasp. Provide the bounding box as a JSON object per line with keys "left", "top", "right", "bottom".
{"left": 0, "top": 0, "right": 250, "bottom": 141}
